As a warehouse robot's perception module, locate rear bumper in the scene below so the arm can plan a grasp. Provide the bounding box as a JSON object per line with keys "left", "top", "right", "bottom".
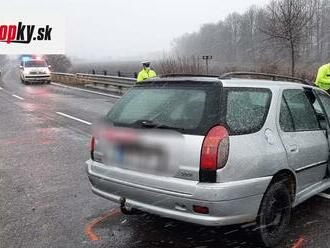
{"left": 87, "top": 162, "right": 271, "bottom": 226}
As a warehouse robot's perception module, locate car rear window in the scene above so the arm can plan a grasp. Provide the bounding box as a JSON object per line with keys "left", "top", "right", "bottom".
{"left": 106, "top": 82, "right": 221, "bottom": 135}
{"left": 223, "top": 88, "right": 272, "bottom": 135}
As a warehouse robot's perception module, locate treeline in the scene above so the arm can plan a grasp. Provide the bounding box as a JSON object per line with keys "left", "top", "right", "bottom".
{"left": 172, "top": 0, "right": 330, "bottom": 78}
{"left": 44, "top": 55, "right": 72, "bottom": 72}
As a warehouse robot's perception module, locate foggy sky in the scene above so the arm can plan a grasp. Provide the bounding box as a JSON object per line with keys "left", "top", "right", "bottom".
{"left": 2, "top": 0, "right": 267, "bottom": 60}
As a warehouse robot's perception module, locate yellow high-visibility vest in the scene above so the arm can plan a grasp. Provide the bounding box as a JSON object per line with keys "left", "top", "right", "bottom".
{"left": 315, "top": 64, "right": 330, "bottom": 90}
{"left": 137, "top": 68, "right": 157, "bottom": 82}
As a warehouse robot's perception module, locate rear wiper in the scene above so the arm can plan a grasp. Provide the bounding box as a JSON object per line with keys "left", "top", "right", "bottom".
{"left": 134, "top": 120, "right": 184, "bottom": 131}
{"left": 154, "top": 124, "right": 185, "bottom": 131}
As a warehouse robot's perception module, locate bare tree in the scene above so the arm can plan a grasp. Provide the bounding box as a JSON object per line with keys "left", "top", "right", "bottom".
{"left": 44, "top": 55, "right": 72, "bottom": 72}
{"left": 259, "top": 0, "right": 317, "bottom": 76}
{"left": 172, "top": 0, "right": 329, "bottom": 79}
{"left": 155, "top": 56, "right": 203, "bottom": 74}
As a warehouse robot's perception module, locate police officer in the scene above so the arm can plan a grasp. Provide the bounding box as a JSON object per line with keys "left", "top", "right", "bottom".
{"left": 137, "top": 61, "right": 157, "bottom": 83}
{"left": 315, "top": 63, "right": 330, "bottom": 91}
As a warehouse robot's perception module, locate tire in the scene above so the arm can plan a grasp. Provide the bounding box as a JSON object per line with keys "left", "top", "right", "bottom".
{"left": 21, "top": 78, "right": 26, "bottom": 84}
{"left": 255, "top": 180, "right": 292, "bottom": 247}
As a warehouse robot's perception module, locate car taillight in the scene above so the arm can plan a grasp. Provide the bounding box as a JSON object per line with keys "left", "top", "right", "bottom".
{"left": 200, "top": 125, "right": 229, "bottom": 183}
{"left": 90, "top": 136, "right": 96, "bottom": 160}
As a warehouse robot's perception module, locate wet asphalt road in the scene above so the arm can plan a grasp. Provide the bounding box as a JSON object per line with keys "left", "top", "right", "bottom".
{"left": 0, "top": 66, "right": 330, "bottom": 248}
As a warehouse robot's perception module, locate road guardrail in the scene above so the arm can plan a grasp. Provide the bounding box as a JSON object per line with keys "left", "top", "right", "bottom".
{"left": 51, "top": 72, "right": 136, "bottom": 94}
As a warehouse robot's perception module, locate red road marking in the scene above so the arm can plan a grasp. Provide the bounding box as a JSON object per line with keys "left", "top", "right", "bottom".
{"left": 84, "top": 208, "right": 121, "bottom": 241}
{"left": 291, "top": 237, "right": 305, "bottom": 248}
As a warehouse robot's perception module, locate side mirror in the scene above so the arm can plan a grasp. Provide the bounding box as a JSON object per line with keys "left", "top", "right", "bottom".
{"left": 19, "top": 65, "right": 23, "bottom": 69}
{"left": 48, "top": 65, "right": 51, "bottom": 69}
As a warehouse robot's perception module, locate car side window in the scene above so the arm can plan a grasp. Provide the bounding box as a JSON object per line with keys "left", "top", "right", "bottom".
{"left": 316, "top": 91, "right": 330, "bottom": 121}
{"left": 279, "top": 98, "right": 295, "bottom": 132}
{"left": 225, "top": 88, "right": 271, "bottom": 135}
{"left": 312, "top": 99, "right": 324, "bottom": 115}
{"left": 281, "top": 89, "right": 319, "bottom": 132}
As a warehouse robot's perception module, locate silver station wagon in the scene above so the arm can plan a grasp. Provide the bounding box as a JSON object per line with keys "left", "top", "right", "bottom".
{"left": 87, "top": 72, "right": 330, "bottom": 247}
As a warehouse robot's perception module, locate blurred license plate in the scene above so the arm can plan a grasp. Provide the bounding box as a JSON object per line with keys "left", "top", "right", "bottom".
{"left": 114, "top": 146, "right": 161, "bottom": 170}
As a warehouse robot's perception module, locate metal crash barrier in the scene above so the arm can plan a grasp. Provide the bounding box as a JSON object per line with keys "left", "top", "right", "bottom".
{"left": 51, "top": 72, "right": 136, "bottom": 94}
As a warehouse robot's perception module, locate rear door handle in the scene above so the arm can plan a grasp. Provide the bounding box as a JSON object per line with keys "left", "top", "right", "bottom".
{"left": 289, "top": 145, "right": 298, "bottom": 153}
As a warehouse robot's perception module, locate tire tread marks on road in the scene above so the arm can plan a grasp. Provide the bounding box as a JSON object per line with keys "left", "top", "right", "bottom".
{"left": 84, "top": 209, "right": 121, "bottom": 241}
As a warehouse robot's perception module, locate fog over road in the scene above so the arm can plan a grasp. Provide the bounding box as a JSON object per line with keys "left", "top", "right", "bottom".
{"left": 1, "top": 65, "right": 330, "bottom": 248}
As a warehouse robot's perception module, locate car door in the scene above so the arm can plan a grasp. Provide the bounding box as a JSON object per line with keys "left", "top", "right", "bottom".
{"left": 314, "top": 89, "right": 330, "bottom": 131}
{"left": 307, "top": 88, "right": 330, "bottom": 143}
{"left": 314, "top": 89, "right": 330, "bottom": 175}
{"left": 278, "top": 88, "right": 328, "bottom": 191}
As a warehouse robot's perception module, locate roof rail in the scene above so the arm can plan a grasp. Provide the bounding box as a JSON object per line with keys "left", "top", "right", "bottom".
{"left": 219, "top": 72, "right": 311, "bottom": 85}
{"left": 158, "top": 73, "right": 219, "bottom": 78}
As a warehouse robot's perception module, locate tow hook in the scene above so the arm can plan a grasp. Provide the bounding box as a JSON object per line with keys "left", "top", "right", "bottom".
{"left": 119, "top": 197, "right": 142, "bottom": 215}
{"left": 120, "top": 197, "right": 126, "bottom": 207}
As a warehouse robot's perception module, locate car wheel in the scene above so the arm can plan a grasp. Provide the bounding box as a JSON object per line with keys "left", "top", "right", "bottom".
{"left": 256, "top": 180, "right": 292, "bottom": 247}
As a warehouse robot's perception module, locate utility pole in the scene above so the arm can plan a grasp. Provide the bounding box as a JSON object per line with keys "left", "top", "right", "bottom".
{"left": 202, "top": 55, "right": 213, "bottom": 74}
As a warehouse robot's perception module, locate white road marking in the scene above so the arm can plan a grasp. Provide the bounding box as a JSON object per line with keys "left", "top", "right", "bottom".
{"left": 0, "top": 86, "right": 3, "bottom": 90}
{"left": 12, "top": 94, "right": 24, "bottom": 100}
{"left": 56, "top": 112, "right": 92, "bottom": 126}
{"left": 318, "top": 193, "right": 330, "bottom": 200}
{"left": 50, "top": 82, "right": 121, "bottom": 99}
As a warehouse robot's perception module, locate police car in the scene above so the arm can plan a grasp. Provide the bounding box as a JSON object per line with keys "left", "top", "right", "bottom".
{"left": 19, "top": 57, "right": 51, "bottom": 84}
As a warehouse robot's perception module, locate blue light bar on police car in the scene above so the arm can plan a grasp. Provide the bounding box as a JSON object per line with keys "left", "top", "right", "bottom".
{"left": 22, "top": 56, "right": 31, "bottom": 61}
